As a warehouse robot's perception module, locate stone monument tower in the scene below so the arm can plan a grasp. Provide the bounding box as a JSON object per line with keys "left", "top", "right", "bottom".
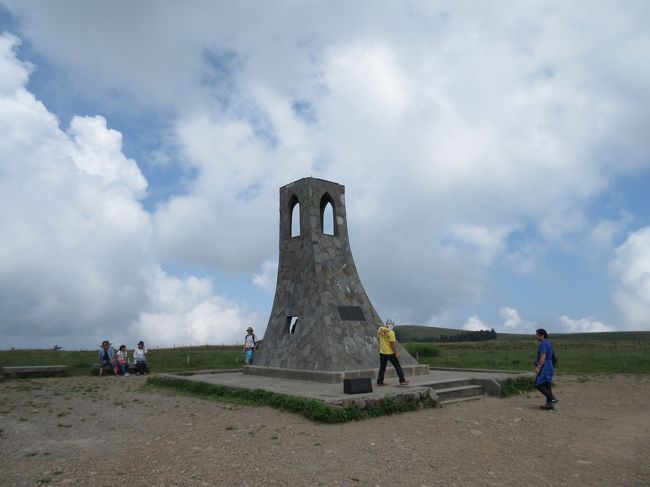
{"left": 248, "top": 177, "right": 428, "bottom": 382}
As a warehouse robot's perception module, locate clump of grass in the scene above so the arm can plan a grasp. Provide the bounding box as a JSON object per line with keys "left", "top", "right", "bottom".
{"left": 497, "top": 376, "right": 535, "bottom": 397}
{"left": 146, "top": 376, "right": 434, "bottom": 423}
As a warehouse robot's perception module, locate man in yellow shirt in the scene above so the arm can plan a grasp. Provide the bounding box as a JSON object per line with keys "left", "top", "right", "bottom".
{"left": 376, "top": 319, "right": 409, "bottom": 386}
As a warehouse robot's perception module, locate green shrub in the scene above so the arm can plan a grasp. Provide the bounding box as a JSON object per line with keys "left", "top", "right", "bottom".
{"left": 146, "top": 376, "right": 434, "bottom": 423}
{"left": 497, "top": 376, "right": 535, "bottom": 397}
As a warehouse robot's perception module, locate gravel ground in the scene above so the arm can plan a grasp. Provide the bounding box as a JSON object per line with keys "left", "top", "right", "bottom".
{"left": 0, "top": 374, "right": 648, "bottom": 486}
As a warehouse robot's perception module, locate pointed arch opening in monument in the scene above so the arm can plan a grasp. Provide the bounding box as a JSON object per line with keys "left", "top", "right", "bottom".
{"left": 320, "top": 193, "right": 337, "bottom": 236}
{"left": 287, "top": 316, "right": 299, "bottom": 334}
{"left": 289, "top": 195, "right": 301, "bottom": 237}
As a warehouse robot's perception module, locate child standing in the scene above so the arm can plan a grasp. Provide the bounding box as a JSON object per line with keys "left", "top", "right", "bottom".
{"left": 133, "top": 340, "right": 149, "bottom": 375}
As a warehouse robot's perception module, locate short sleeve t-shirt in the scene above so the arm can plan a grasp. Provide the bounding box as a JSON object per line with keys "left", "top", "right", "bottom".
{"left": 536, "top": 339, "right": 553, "bottom": 366}
{"left": 377, "top": 326, "right": 396, "bottom": 355}
{"left": 244, "top": 334, "right": 255, "bottom": 349}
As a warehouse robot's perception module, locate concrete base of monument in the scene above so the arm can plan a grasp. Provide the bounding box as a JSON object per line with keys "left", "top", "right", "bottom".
{"left": 242, "top": 364, "right": 431, "bottom": 383}
{"left": 160, "top": 368, "right": 532, "bottom": 410}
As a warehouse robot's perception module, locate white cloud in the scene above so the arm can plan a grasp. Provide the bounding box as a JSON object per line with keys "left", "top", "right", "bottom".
{"left": 151, "top": 113, "right": 297, "bottom": 272}
{"left": 499, "top": 307, "right": 536, "bottom": 333}
{"left": 462, "top": 315, "right": 488, "bottom": 332}
{"left": 135, "top": 266, "right": 257, "bottom": 347}
{"left": 446, "top": 225, "right": 509, "bottom": 266}
{"left": 69, "top": 116, "right": 148, "bottom": 198}
{"left": 0, "top": 34, "right": 252, "bottom": 348}
{"left": 252, "top": 260, "right": 278, "bottom": 293}
{"left": 0, "top": 34, "right": 32, "bottom": 93}
{"left": 1, "top": 1, "right": 649, "bottom": 341}
{"left": 584, "top": 219, "right": 627, "bottom": 258}
{"left": 610, "top": 227, "right": 650, "bottom": 329}
{"left": 559, "top": 315, "right": 613, "bottom": 333}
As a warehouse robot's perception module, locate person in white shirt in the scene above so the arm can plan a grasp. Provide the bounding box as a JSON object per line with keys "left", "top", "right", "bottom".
{"left": 133, "top": 340, "right": 149, "bottom": 375}
{"left": 243, "top": 326, "right": 257, "bottom": 365}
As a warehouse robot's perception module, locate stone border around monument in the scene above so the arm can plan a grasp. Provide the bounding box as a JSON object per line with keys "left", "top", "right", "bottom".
{"left": 244, "top": 364, "right": 430, "bottom": 383}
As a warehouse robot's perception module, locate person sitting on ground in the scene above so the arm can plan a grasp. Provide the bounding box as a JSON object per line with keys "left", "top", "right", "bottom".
{"left": 98, "top": 340, "right": 116, "bottom": 376}
{"left": 116, "top": 345, "right": 130, "bottom": 377}
{"left": 133, "top": 340, "right": 148, "bottom": 375}
{"left": 376, "top": 319, "right": 409, "bottom": 386}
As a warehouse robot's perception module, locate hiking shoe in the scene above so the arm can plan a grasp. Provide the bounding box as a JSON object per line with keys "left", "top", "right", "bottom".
{"left": 377, "top": 382, "right": 389, "bottom": 387}
{"left": 399, "top": 379, "right": 410, "bottom": 385}
{"left": 124, "top": 373, "right": 130, "bottom": 377}
{"left": 540, "top": 403, "right": 554, "bottom": 410}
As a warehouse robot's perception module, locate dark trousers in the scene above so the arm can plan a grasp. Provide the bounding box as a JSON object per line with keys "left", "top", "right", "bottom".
{"left": 136, "top": 361, "right": 149, "bottom": 374}
{"left": 377, "top": 353, "right": 405, "bottom": 384}
{"left": 536, "top": 381, "right": 554, "bottom": 403}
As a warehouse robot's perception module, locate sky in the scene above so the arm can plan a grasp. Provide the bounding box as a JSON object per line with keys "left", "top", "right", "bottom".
{"left": 1, "top": 1, "right": 649, "bottom": 350}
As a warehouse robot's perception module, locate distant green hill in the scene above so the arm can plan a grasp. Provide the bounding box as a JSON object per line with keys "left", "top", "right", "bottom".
{"left": 395, "top": 325, "right": 467, "bottom": 342}
{"left": 395, "top": 325, "right": 650, "bottom": 343}
{"left": 395, "top": 325, "right": 499, "bottom": 342}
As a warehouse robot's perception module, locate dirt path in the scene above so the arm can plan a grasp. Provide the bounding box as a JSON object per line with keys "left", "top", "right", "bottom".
{"left": 1, "top": 374, "right": 648, "bottom": 486}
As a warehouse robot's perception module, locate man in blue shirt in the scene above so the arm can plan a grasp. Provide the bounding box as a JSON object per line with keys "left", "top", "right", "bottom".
{"left": 534, "top": 328, "right": 558, "bottom": 410}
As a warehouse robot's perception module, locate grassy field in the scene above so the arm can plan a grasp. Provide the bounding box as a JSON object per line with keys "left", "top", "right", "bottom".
{"left": 0, "top": 345, "right": 243, "bottom": 378}
{"left": 404, "top": 329, "right": 650, "bottom": 374}
{"left": 2, "top": 328, "right": 650, "bottom": 378}
{"left": 396, "top": 325, "right": 650, "bottom": 343}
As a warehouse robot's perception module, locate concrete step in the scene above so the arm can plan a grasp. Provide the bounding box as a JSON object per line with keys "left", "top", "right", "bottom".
{"left": 424, "top": 378, "right": 475, "bottom": 390}
{"left": 432, "top": 384, "right": 485, "bottom": 403}
{"left": 440, "top": 395, "right": 485, "bottom": 406}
